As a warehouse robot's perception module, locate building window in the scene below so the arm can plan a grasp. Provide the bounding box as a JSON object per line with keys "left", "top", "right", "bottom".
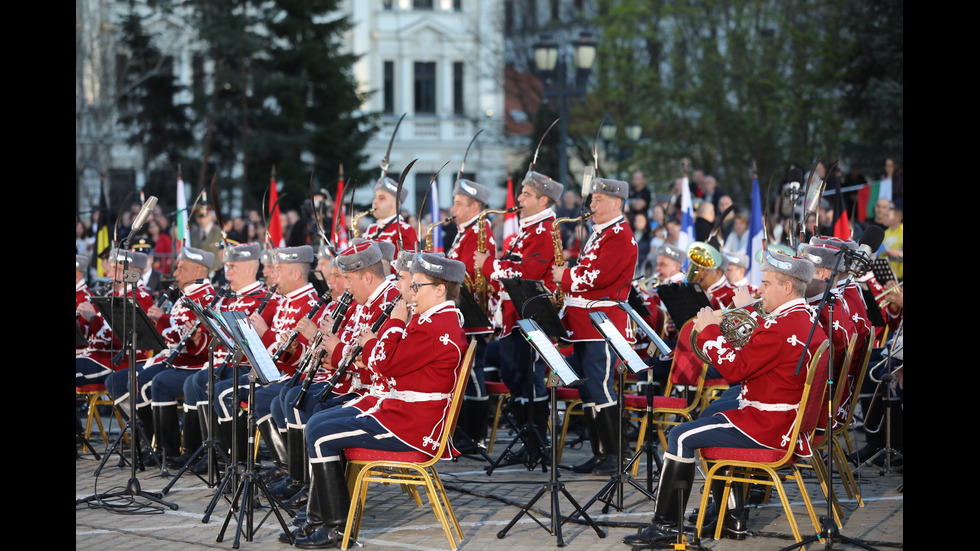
{"left": 550, "top": 0, "right": 559, "bottom": 21}
{"left": 453, "top": 62, "right": 464, "bottom": 116}
{"left": 414, "top": 62, "right": 436, "bottom": 114}
{"left": 453, "top": 0, "right": 462, "bottom": 11}
{"left": 383, "top": 61, "right": 395, "bottom": 114}
{"left": 382, "top": 0, "right": 393, "bottom": 9}
{"left": 192, "top": 54, "right": 206, "bottom": 104}
{"left": 414, "top": 0, "right": 433, "bottom": 9}
{"left": 504, "top": 1, "right": 514, "bottom": 35}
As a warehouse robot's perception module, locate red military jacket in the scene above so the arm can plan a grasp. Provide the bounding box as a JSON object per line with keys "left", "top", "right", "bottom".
{"left": 324, "top": 280, "right": 400, "bottom": 396}
{"left": 304, "top": 295, "right": 356, "bottom": 385}
{"left": 706, "top": 275, "right": 738, "bottom": 311}
{"left": 262, "top": 283, "right": 327, "bottom": 376}
{"left": 199, "top": 281, "right": 279, "bottom": 366}
{"left": 480, "top": 208, "right": 557, "bottom": 338}
{"left": 76, "top": 280, "right": 93, "bottom": 348}
{"left": 77, "top": 283, "right": 155, "bottom": 370}
{"left": 356, "top": 300, "right": 467, "bottom": 458}
{"left": 149, "top": 280, "right": 216, "bottom": 368}
{"left": 365, "top": 214, "right": 418, "bottom": 255}
{"left": 558, "top": 216, "right": 637, "bottom": 343}
{"left": 447, "top": 214, "right": 495, "bottom": 335}
{"left": 695, "top": 298, "right": 829, "bottom": 457}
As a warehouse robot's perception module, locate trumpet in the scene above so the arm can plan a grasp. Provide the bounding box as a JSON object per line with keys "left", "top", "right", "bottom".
{"left": 875, "top": 281, "right": 903, "bottom": 308}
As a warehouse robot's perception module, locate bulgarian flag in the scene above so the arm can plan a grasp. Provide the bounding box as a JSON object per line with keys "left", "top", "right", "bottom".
{"left": 503, "top": 175, "right": 519, "bottom": 251}
{"left": 856, "top": 179, "right": 893, "bottom": 221}
{"left": 268, "top": 167, "right": 285, "bottom": 247}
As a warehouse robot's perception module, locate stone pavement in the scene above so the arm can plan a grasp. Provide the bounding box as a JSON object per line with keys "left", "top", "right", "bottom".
{"left": 76, "top": 414, "right": 903, "bottom": 551}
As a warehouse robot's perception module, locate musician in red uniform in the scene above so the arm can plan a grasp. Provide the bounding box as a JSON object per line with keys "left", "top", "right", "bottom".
{"left": 76, "top": 250, "right": 155, "bottom": 386}
{"left": 474, "top": 171, "right": 562, "bottom": 462}
{"left": 212, "top": 245, "right": 327, "bottom": 468}
{"left": 551, "top": 178, "right": 638, "bottom": 475}
{"left": 625, "top": 250, "right": 828, "bottom": 545}
{"left": 177, "top": 243, "right": 280, "bottom": 470}
{"left": 363, "top": 176, "right": 418, "bottom": 254}
{"left": 119, "top": 246, "right": 217, "bottom": 467}
{"left": 76, "top": 255, "right": 93, "bottom": 350}
{"left": 723, "top": 251, "right": 757, "bottom": 294}
{"left": 446, "top": 178, "right": 495, "bottom": 452}
{"left": 291, "top": 252, "right": 467, "bottom": 549}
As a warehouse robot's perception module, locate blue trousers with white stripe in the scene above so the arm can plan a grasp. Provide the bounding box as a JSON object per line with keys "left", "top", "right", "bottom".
{"left": 565, "top": 340, "right": 619, "bottom": 410}
{"left": 305, "top": 406, "right": 414, "bottom": 463}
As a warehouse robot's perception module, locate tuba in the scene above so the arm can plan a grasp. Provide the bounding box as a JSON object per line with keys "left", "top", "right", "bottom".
{"left": 685, "top": 241, "right": 721, "bottom": 285}
{"left": 472, "top": 206, "right": 519, "bottom": 316}
{"left": 551, "top": 212, "right": 593, "bottom": 310}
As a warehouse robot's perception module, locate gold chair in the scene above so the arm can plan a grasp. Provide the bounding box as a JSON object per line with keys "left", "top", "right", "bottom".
{"left": 76, "top": 383, "right": 127, "bottom": 448}
{"left": 340, "top": 340, "right": 477, "bottom": 551}
{"left": 695, "top": 340, "right": 830, "bottom": 544}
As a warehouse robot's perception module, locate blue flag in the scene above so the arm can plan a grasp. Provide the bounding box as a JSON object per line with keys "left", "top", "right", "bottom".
{"left": 748, "top": 175, "right": 764, "bottom": 287}
{"left": 429, "top": 181, "right": 442, "bottom": 251}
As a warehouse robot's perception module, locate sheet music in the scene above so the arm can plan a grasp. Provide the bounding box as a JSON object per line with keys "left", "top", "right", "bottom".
{"left": 619, "top": 302, "right": 672, "bottom": 356}
{"left": 517, "top": 319, "right": 580, "bottom": 386}
{"left": 233, "top": 317, "right": 282, "bottom": 386}
{"left": 589, "top": 311, "right": 649, "bottom": 374}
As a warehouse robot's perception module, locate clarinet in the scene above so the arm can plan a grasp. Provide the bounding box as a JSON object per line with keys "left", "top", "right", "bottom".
{"left": 287, "top": 290, "right": 353, "bottom": 390}
{"left": 317, "top": 295, "right": 401, "bottom": 404}
{"left": 215, "top": 283, "right": 279, "bottom": 379}
{"left": 159, "top": 283, "right": 230, "bottom": 369}
{"left": 270, "top": 291, "right": 332, "bottom": 363}
{"left": 111, "top": 283, "right": 180, "bottom": 366}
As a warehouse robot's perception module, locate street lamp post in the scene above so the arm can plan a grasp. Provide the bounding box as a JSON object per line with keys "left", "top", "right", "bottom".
{"left": 533, "top": 31, "right": 598, "bottom": 188}
{"left": 599, "top": 116, "right": 643, "bottom": 179}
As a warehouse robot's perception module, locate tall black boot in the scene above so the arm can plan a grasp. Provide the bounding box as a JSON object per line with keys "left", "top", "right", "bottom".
{"left": 153, "top": 404, "right": 182, "bottom": 469}
{"left": 700, "top": 478, "right": 749, "bottom": 540}
{"left": 529, "top": 399, "right": 551, "bottom": 462}
{"left": 568, "top": 406, "right": 607, "bottom": 473}
{"left": 258, "top": 417, "right": 287, "bottom": 468}
{"left": 591, "top": 405, "right": 628, "bottom": 476}
{"left": 270, "top": 426, "right": 307, "bottom": 502}
{"left": 168, "top": 407, "right": 201, "bottom": 468}
{"left": 455, "top": 399, "right": 491, "bottom": 453}
{"left": 293, "top": 461, "right": 352, "bottom": 549}
{"left": 623, "top": 455, "right": 696, "bottom": 545}
{"left": 130, "top": 404, "right": 158, "bottom": 467}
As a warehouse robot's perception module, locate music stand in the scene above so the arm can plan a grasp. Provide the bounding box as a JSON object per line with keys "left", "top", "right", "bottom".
{"left": 620, "top": 301, "right": 672, "bottom": 492}
{"left": 76, "top": 278, "right": 174, "bottom": 511}
{"left": 485, "top": 278, "right": 566, "bottom": 474}
{"left": 570, "top": 311, "right": 657, "bottom": 519}
{"left": 161, "top": 301, "right": 238, "bottom": 495}
{"left": 454, "top": 286, "right": 495, "bottom": 461}
{"left": 496, "top": 319, "right": 606, "bottom": 546}
{"left": 656, "top": 282, "right": 711, "bottom": 331}
{"left": 310, "top": 270, "right": 329, "bottom": 297}
{"left": 212, "top": 313, "right": 294, "bottom": 548}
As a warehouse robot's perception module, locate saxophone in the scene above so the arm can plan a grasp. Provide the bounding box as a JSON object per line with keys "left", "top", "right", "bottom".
{"left": 473, "top": 206, "right": 519, "bottom": 316}
{"left": 551, "top": 212, "right": 593, "bottom": 310}
{"left": 350, "top": 208, "right": 374, "bottom": 239}
{"left": 425, "top": 216, "right": 455, "bottom": 251}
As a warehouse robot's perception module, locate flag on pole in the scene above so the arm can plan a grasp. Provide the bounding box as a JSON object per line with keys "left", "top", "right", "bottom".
{"left": 503, "top": 175, "right": 519, "bottom": 251}
{"left": 679, "top": 171, "right": 696, "bottom": 245}
{"left": 268, "top": 171, "right": 285, "bottom": 247}
{"left": 333, "top": 175, "right": 348, "bottom": 251}
{"left": 429, "top": 180, "right": 442, "bottom": 252}
{"left": 94, "top": 173, "right": 110, "bottom": 277}
{"left": 747, "top": 174, "right": 764, "bottom": 287}
{"left": 175, "top": 167, "right": 190, "bottom": 250}
{"left": 857, "top": 179, "right": 892, "bottom": 221}
{"left": 830, "top": 175, "right": 851, "bottom": 239}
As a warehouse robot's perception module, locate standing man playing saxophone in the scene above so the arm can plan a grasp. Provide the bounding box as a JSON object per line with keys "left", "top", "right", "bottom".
{"left": 551, "top": 178, "right": 638, "bottom": 475}
{"left": 446, "top": 178, "right": 496, "bottom": 452}
{"left": 474, "top": 171, "right": 562, "bottom": 464}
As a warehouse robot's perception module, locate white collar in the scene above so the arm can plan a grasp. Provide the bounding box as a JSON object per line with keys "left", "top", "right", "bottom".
{"left": 520, "top": 208, "right": 555, "bottom": 229}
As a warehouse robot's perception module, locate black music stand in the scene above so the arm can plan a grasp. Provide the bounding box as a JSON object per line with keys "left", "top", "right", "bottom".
{"left": 485, "top": 278, "right": 567, "bottom": 474}
{"left": 571, "top": 310, "right": 658, "bottom": 518}
{"left": 310, "top": 270, "right": 329, "bottom": 296}
{"left": 496, "top": 319, "right": 606, "bottom": 546}
{"left": 161, "top": 302, "right": 237, "bottom": 495}
{"left": 656, "top": 282, "right": 711, "bottom": 331}
{"left": 77, "top": 280, "right": 173, "bottom": 511}
{"left": 212, "top": 313, "right": 295, "bottom": 548}
{"left": 453, "top": 286, "right": 495, "bottom": 462}
{"left": 620, "top": 301, "right": 673, "bottom": 493}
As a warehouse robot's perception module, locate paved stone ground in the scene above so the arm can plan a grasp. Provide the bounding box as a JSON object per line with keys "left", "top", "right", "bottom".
{"left": 76, "top": 410, "right": 903, "bottom": 551}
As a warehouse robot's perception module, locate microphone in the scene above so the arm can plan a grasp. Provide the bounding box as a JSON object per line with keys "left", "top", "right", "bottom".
{"left": 130, "top": 195, "right": 159, "bottom": 233}
{"left": 845, "top": 225, "right": 884, "bottom": 276}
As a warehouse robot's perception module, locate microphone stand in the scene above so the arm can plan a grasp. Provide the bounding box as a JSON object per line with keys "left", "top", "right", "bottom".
{"left": 779, "top": 249, "right": 879, "bottom": 551}
{"left": 76, "top": 239, "right": 178, "bottom": 512}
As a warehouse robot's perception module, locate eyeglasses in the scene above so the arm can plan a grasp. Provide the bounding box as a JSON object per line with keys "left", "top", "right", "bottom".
{"left": 409, "top": 282, "right": 439, "bottom": 293}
